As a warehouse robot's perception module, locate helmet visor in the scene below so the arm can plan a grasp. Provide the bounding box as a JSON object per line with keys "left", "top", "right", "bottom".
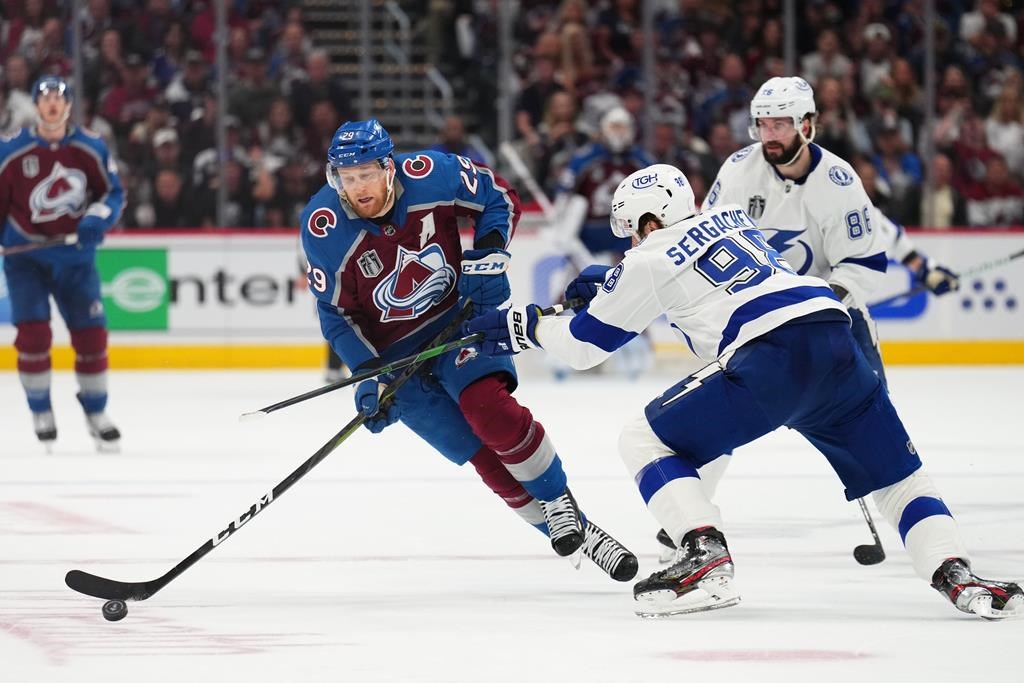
{"left": 326, "top": 161, "right": 387, "bottom": 192}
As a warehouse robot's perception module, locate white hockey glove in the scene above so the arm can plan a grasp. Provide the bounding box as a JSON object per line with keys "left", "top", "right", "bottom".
{"left": 463, "top": 304, "right": 543, "bottom": 356}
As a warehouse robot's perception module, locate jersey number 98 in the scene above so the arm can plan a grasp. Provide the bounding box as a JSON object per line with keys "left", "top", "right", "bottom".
{"left": 695, "top": 230, "right": 794, "bottom": 295}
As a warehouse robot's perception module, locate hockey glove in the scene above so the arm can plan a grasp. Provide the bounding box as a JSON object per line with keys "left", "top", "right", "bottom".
{"left": 458, "top": 248, "right": 511, "bottom": 316}
{"left": 355, "top": 375, "right": 400, "bottom": 434}
{"left": 463, "top": 304, "right": 542, "bottom": 356}
{"left": 564, "top": 265, "right": 612, "bottom": 312}
{"left": 76, "top": 215, "right": 107, "bottom": 248}
{"left": 904, "top": 252, "right": 960, "bottom": 296}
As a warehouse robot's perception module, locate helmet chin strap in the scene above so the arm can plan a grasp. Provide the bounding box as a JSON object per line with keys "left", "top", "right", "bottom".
{"left": 372, "top": 162, "right": 395, "bottom": 216}
{"left": 775, "top": 118, "right": 817, "bottom": 168}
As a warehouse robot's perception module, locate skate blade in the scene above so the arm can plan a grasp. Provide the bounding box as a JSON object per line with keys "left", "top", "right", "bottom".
{"left": 635, "top": 576, "right": 740, "bottom": 618}
{"left": 94, "top": 439, "right": 121, "bottom": 454}
{"left": 568, "top": 547, "right": 583, "bottom": 570}
{"left": 40, "top": 441, "right": 55, "bottom": 455}
{"left": 971, "top": 594, "right": 1024, "bottom": 621}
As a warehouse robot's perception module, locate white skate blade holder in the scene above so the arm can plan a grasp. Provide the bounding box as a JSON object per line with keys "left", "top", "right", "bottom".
{"left": 635, "top": 576, "right": 741, "bottom": 618}
{"left": 970, "top": 593, "right": 1024, "bottom": 621}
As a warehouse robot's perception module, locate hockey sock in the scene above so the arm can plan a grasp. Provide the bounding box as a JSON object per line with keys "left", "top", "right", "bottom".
{"left": 459, "top": 375, "right": 568, "bottom": 501}
{"left": 872, "top": 470, "right": 970, "bottom": 580}
{"left": 15, "top": 320, "right": 53, "bottom": 413}
{"left": 619, "top": 412, "right": 723, "bottom": 545}
{"left": 71, "top": 327, "right": 109, "bottom": 414}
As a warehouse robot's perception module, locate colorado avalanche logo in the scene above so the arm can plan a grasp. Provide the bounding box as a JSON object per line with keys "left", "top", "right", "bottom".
{"left": 372, "top": 244, "right": 456, "bottom": 322}
{"left": 454, "top": 346, "right": 478, "bottom": 368}
{"left": 28, "top": 162, "right": 87, "bottom": 223}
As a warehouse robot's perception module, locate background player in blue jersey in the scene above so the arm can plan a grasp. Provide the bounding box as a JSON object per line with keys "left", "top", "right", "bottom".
{"left": 298, "top": 119, "right": 636, "bottom": 582}
{"left": 0, "top": 77, "right": 125, "bottom": 452}
{"left": 466, "top": 164, "right": 1022, "bottom": 620}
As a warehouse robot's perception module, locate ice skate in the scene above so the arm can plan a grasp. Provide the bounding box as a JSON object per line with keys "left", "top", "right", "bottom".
{"left": 539, "top": 487, "right": 584, "bottom": 557}
{"left": 85, "top": 412, "right": 121, "bottom": 453}
{"left": 656, "top": 528, "right": 676, "bottom": 564}
{"left": 633, "top": 527, "right": 740, "bottom": 617}
{"left": 33, "top": 411, "right": 57, "bottom": 453}
{"left": 931, "top": 558, "right": 1024, "bottom": 620}
{"left": 581, "top": 521, "right": 638, "bottom": 582}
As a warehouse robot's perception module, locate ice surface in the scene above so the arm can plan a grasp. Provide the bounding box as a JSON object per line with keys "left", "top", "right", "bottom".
{"left": 2, "top": 367, "right": 1021, "bottom": 681}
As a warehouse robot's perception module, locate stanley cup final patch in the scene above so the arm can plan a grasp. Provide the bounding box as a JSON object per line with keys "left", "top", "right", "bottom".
{"left": 747, "top": 195, "right": 765, "bottom": 220}
{"left": 357, "top": 249, "right": 384, "bottom": 278}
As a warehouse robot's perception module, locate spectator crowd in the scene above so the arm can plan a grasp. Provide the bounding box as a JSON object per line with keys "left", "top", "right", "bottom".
{"left": 1, "top": 0, "right": 1023, "bottom": 229}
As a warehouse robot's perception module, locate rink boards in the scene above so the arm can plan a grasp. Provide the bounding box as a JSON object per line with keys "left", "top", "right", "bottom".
{"left": 0, "top": 226, "right": 1021, "bottom": 368}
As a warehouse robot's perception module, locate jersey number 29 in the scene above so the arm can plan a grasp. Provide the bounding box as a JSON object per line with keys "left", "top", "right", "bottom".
{"left": 695, "top": 230, "right": 794, "bottom": 295}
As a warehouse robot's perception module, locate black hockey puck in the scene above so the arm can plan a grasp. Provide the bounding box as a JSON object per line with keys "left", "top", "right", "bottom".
{"left": 102, "top": 599, "right": 128, "bottom": 622}
{"left": 853, "top": 544, "right": 885, "bottom": 566}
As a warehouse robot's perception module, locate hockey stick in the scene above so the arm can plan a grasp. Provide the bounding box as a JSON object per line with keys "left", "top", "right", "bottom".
{"left": 239, "top": 298, "right": 583, "bottom": 421}
{"left": 0, "top": 233, "right": 78, "bottom": 256}
{"left": 852, "top": 498, "right": 885, "bottom": 565}
{"left": 868, "top": 246, "right": 1024, "bottom": 310}
{"left": 64, "top": 300, "right": 477, "bottom": 603}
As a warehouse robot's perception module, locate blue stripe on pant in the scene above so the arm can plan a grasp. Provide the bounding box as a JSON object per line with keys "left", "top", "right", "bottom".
{"left": 635, "top": 455, "right": 700, "bottom": 504}
{"left": 898, "top": 496, "right": 952, "bottom": 543}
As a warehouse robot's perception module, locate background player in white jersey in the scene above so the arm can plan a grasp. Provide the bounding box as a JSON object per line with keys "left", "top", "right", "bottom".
{"left": 466, "top": 164, "right": 1022, "bottom": 620}
{"left": 0, "top": 77, "right": 125, "bottom": 452}
{"left": 706, "top": 76, "right": 958, "bottom": 384}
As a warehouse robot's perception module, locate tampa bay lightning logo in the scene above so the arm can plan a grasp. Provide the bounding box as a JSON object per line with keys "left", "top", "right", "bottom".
{"left": 372, "top": 244, "right": 456, "bottom": 322}
{"left": 765, "top": 228, "right": 814, "bottom": 275}
{"left": 28, "top": 161, "right": 88, "bottom": 223}
{"left": 828, "top": 165, "right": 854, "bottom": 186}
{"left": 730, "top": 145, "right": 755, "bottom": 163}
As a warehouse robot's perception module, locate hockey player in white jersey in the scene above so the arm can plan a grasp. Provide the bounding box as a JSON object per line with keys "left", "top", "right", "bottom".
{"left": 465, "top": 164, "right": 1022, "bottom": 620}
{"left": 617, "top": 76, "right": 960, "bottom": 544}
{"left": 705, "top": 75, "right": 958, "bottom": 382}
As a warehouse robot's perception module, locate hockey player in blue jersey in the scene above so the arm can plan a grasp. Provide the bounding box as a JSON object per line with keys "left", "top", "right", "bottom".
{"left": 0, "top": 77, "right": 125, "bottom": 452}
{"left": 298, "top": 119, "right": 636, "bottom": 581}
{"left": 466, "top": 163, "right": 1022, "bottom": 620}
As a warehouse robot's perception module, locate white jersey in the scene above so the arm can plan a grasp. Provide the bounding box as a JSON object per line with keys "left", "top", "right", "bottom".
{"left": 703, "top": 143, "right": 888, "bottom": 309}
{"left": 535, "top": 204, "right": 848, "bottom": 367}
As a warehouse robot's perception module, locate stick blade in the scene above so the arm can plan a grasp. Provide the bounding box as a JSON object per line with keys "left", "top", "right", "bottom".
{"left": 65, "top": 569, "right": 155, "bottom": 601}
{"left": 238, "top": 410, "right": 267, "bottom": 422}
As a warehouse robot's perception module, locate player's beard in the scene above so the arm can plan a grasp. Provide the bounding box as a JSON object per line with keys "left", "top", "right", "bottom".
{"left": 761, "top": 135, "right": 804, "bottom": 166}
{"left": 348, "top": 191, "right": 388, "bottom": 219}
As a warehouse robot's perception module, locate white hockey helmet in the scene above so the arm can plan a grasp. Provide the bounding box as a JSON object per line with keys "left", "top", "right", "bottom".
{"left": 748, "top": 76, "right": 816, "bottom": 140}
{"left": 610, "top": 164, "right": 696, "bottom": 238}
{"left": 600, "top": 106, "right": 635, "bottom": 153}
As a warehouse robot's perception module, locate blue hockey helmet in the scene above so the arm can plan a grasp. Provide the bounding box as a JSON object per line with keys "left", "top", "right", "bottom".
{"left": 32, "top": 75, "right": 73, "bottom": 103}
{"left": 327, "top": 119, "right": 394, "bottom": 169}
{"left": 325, "top": 119, "right": 395, "bottom": 192}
